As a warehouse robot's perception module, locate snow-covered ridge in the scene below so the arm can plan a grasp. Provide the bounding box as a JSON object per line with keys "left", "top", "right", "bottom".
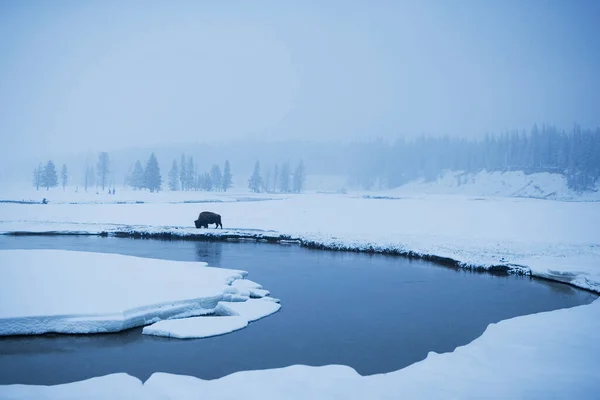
{"left": 388, "top": 170, "right": 600, "bottom": 201}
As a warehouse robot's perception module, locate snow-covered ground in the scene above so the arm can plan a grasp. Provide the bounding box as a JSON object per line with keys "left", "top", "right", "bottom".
{"left": 0, "top": 187, "right": 599, "bottom": 397}
{"left": 0, "top": 250, "right": 279, "bottom": 336}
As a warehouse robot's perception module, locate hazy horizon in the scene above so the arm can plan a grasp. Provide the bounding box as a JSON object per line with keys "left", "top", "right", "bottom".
{"left": 1, "top": 0, "right": 600, "bottom": 168}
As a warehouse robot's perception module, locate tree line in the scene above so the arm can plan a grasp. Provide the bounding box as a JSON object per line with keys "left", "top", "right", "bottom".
{"left": 33, "top": 152, "right": 115, "bottom": 193}
{"left": 158, "top": 154, "right": 233, "bottom": 192}
{"left": 248, "top": 160, "right": 306, "bottom": 193}
{"left": 348, "top": 124, "right": 600, "bottom": 191}
{"left": 32, "top": 123, "right": 598, "bottom": 194}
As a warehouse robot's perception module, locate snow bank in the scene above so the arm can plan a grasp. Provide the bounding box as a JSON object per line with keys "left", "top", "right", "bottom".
{"left": 142, "top": 316, "right": 248, "bottom": 339}
{"left": 0, "top": 250, "right": 247, "bottom": 335}
{"left": 4, "top": 298, "right": 598, "bottom": 398}
{"left": 0, "top": 373, "right": 144, "bottom": 400}
{"left": 511, "top": 255, "right": 600, "bottom": 293}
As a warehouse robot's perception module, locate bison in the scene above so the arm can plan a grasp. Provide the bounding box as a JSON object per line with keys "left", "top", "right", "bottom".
{"left": 194, "top": 211, "right": 223, "bottom": 229}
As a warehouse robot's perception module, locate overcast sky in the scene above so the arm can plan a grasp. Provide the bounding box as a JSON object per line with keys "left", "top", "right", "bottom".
{"left": 1, "top": 0, "right": 599, "bottom": 161}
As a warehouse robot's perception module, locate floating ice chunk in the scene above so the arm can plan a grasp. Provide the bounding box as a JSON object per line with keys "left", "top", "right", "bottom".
{"left": 232, "top": 279, "right": 263, "bottom": 290}
{"left": 214, "top": 299, "right": 281, "bottom": 322}
{"left": 142, "top": 316, "right": 248, "bottom": 339}
{"left": 0, "top": 373, "right": 143, "bottom": 400}
{"left": 249, "top": 288, "right": 270, "bottom": 298}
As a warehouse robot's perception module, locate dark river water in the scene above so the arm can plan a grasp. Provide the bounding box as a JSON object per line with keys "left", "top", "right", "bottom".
{"left": 0, "top": 235, "right": 596, "bottom": 385}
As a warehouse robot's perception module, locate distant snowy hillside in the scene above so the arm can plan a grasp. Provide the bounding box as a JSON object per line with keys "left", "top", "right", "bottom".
{"left": 386, "top": 170, "right": 600, "bottom": 201}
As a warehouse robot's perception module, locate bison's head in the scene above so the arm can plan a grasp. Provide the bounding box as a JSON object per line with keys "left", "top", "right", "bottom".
{"left": 194, "top": 220, "right": 201, "bottom": 228}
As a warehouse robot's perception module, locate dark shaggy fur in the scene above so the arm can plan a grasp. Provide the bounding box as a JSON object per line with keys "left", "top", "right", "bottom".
{"left": 194, "top": 211, "right": 223, "bottom": 229}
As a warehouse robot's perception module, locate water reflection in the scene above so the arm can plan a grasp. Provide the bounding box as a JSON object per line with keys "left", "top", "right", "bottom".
{"left": 194, "top": 241, "right": 223, "bottom": 265}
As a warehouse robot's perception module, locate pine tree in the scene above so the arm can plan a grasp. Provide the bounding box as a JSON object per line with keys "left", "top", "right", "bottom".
{"left": 130, "top": 160, "right": 145, "bottom": 190}
{"left": 42, "top": 160, "right": 58, "bottom": 190}
{"left": 180, "top": 153, "right": 187, "bottom": 191}
{"left": 144, "top": 153, "right": 162, "bottom": 192}
{"left": 248, "top": 160, "right": 263, "bottom": 193}
{"left": 279, "top": 161, "right": 290, "bottom": 193}
{"left": 32, "top": 163, "right": 42, "bottom": 191}
{"left": 292, "top": 160, "right": 306, "bottom": 193}
{"left": 222, "top": 160, "right": 233, "bottom": 192}
{"left": 210, "top": 164, "right": 222, "bottom": 191}
{"left": 61, "top": 164, "right": 68, "bottom": 190}
{"left": 168, "top": 160, "right": 179, "bottom": 191}
{"left": 97, "top": 152, "right": 110, "bottom": 191}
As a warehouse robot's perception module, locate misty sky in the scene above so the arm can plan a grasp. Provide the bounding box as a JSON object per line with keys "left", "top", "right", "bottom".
{"left": 1, "top": 0, "right": 599, "bottom": 161}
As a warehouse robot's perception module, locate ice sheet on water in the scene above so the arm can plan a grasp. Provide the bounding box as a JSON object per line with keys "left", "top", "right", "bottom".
{"left": 0, "top": 250, "right": 248, "bottom": 335}
{"left": 142, "top": 316, "right": 248, "bottom": 339}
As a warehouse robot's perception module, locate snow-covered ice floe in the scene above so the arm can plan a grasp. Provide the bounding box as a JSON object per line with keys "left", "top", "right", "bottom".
{"left": 0, "top": 250, "right": 280, "bottom": 336}
{"left": 2, "top": 298, "right": 598, "bottom": 399}
{"left": 142, "top": 316, "right": 249, "bottom": 339}
{"left": 141, "top": 297, "right": 281, "bottom": 339}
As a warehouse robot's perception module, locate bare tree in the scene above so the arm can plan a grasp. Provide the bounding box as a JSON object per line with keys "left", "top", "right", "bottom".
{"left": 32, "top": 163, "right": 42, "bottom": 191}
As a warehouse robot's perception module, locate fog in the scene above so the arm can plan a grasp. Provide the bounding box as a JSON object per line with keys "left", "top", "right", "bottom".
{"left": 1, "top": 0, "right": 599, "bottom": 187}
